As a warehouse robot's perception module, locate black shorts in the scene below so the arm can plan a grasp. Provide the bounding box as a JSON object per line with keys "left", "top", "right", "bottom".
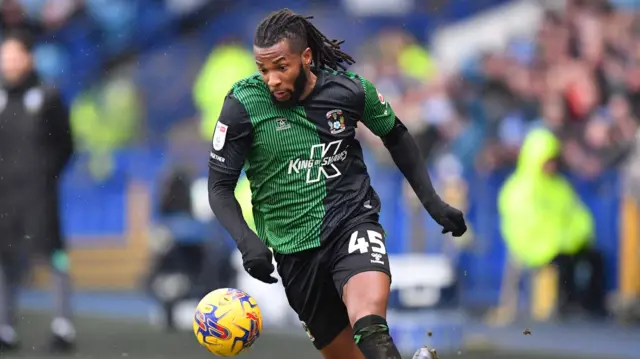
{"left": 274, "top": 220, "right": 391, "bottom": 350}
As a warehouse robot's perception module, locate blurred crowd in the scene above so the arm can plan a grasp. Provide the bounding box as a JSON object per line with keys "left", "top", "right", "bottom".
{"left": 0, "top": 0, "right": 215, "bottom": 87}
{"left": 355, "top": 0, "right": 640, "bottom": 200}
{"left": 0, "top": 0, "right": 136, "bottom": 57}
{"left": 3, "top": 0, "right": 638, "bottom": 194}
{"left": 342, "top": 0, "right": 640, "bottom": 321}
{"left": 0, "top": 0, "right": 204, "bottom": 40}
{"left": 0, "top": 0, "right": 81, "bottom": 33}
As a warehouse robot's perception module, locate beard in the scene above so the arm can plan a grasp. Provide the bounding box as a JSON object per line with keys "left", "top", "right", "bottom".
{"left": 270, "top": 64, "right": 309, "bottom": 107}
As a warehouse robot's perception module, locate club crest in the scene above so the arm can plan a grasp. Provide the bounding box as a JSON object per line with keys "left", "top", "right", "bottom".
{"left": 326, "top": 109, "right": 346, "bottom": 134}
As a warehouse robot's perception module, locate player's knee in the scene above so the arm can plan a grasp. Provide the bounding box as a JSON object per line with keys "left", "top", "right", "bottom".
{"left": 346, "top": 297, "right": 387, "bottom": 326}
{"left": 342, "top": 271, "right": 390, "bottom": 325}
{"left": 352, "top": 315, "right": 401, "bottom": 359}
{"left": 352, "top": 315, "right": 388, "bottom": 343}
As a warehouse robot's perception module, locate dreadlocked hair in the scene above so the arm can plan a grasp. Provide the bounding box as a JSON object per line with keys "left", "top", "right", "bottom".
{"left": 254, "top": 8, "right": 355, "bottom": 71}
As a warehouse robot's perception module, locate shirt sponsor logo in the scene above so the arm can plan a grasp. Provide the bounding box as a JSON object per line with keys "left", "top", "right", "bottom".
{"left": 288, "top": 140, "right": 347, "bottom": 183}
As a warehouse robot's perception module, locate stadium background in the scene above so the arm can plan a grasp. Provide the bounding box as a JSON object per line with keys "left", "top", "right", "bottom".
{"left": 2, "top": 0, "right": 639, "bottom": 358}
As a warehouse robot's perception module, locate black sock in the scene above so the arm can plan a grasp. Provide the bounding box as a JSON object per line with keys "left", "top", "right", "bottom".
{"left": 352, "top": 315, "right": 402, "bottom": 359}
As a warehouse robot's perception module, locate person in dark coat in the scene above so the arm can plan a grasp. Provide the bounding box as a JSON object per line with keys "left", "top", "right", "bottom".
{"left": 0, "top": 30, "right": 75, "bottom": 353}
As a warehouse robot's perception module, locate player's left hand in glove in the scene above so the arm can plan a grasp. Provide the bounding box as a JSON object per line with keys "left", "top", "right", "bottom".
{"left": 428, "top": 202, "right": 467, "bottom": 237}
{"left": 238, "top": 235, "right": 278, "bottom": 284}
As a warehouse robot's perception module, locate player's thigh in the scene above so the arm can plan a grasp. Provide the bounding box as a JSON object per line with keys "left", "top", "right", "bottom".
{"left": 330, "top": 222, "right": 392, "bottom": 323}
{"left": 274, "top": 250, "right": 350, "bottom": 351}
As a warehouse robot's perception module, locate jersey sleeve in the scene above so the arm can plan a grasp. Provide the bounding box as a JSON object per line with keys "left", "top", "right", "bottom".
{"left": 208, "top": 93, "right": 252, "bottom": 175}
{"left": 358, "top": 76, "right": 396, "bottom": 137}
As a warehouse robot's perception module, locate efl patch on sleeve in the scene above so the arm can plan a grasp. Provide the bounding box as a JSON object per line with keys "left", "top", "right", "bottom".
{"left": 212, "top": 122, "right": 228, "bottom": 151}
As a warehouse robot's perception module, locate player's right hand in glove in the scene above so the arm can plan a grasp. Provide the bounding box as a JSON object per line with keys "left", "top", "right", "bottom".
{"left": 238, "top": 234, "right": 278, "bottom": 284}
{"left": 428, "top": 202, "right": 467, "bottom": 237}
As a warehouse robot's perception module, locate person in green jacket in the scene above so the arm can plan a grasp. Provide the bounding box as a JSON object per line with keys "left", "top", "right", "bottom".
{"left": 498, "top": 128, "right": 605, "bottom": 316}
{"left": 193, "top": 42, "right": 256, "bottom": 140}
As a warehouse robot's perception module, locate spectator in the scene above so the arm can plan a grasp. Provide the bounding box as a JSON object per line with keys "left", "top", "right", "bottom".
{"left": 498, "top": 128, "right": 606, "bottom": 318}
{"left": 193, "top": 39, "right": 256, "bottom": 140}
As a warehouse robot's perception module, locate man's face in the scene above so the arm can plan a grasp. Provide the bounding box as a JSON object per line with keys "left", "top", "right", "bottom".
{"left": 254, "top": 40, "right": 312, "bottom": 106}
{"left": 1, "top": 39, "right": 32, "bottom": 84}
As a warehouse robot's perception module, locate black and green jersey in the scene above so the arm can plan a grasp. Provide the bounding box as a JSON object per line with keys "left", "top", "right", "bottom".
{"left": 209, "top": 69, "right": 396, "bottom": 254}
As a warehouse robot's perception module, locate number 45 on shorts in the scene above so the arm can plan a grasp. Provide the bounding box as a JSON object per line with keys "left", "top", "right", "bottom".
{"left": 348, "top": 230, "right": 387, "bottom": 265}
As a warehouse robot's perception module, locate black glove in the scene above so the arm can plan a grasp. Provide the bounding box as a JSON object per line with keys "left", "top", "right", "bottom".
{"left": 428, "top": 202, "right": 467, "bottom": 237}
{"left": 237, "top": 234, "right": 278, "bottom": 284}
